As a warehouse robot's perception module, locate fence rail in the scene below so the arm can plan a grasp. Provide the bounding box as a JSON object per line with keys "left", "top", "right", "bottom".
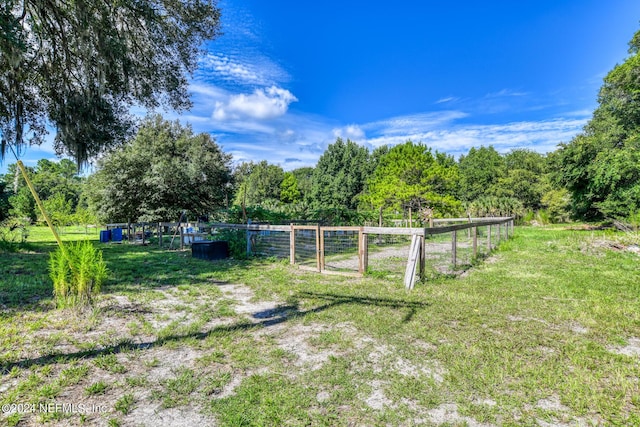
{"left": 104, "top": 217, "right": 515, "bottom": 289}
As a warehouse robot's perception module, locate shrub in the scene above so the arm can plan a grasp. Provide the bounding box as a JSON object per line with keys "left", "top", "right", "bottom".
{"left": 214, "top": 228, "right": 248, "bottom": 259}
{"left": 0, "top": 218, "right": 30, "bottom": 252}
{"left": 49, "top": 240, "right": 108, "bottom": 307}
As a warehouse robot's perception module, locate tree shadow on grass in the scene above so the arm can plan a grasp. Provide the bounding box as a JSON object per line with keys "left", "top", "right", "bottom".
{"left": 0, "top": 290, "right": 431, "bottom": 373}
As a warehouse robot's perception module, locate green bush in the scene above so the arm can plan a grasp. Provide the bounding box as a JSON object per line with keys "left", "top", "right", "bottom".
{"left": 214, "top": 229, "right": 248, "bottom": 259}
{"left": 49, "top": 240, "right": 108, "bottom": 307}
{"left": 0, "top": 218, "right": 30, "bottom": 252}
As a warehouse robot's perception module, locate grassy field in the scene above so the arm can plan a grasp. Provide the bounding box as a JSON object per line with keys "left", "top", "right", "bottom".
{"left": 1, "top": 225, "right": 639, "bottom": 426}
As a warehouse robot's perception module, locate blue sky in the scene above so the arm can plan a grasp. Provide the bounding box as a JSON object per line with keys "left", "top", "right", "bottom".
{"left": 3, "top": 0, "right": 640, "bottom": 173}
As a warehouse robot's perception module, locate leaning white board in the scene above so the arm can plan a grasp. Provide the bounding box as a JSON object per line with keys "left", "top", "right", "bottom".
{"left": 404, "top": 234, "right": 421, "bottom": 290}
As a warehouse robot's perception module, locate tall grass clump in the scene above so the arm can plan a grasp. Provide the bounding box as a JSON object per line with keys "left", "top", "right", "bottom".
{"left": 49, "top": 240, "right": 108, "bottom": 307}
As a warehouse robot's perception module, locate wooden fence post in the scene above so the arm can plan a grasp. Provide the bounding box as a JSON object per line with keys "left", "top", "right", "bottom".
{"left": 497, "top": 223, "right": 501, "bottom": 245}
{"left": 419, "top": 233, "right": 426, "bottom": 279}
{"left": 245, "top": 219, "right": 252, "bottom": 257}
{"left": 472, "top": 226, "right": 477, "bottom": 259}
{"left": 320, "top": 227, "right": 326, "bottom": 272}
{"left": 316, "top": 224, "right": 321, "bottom": 272}
{"left": 452, "top": 230, "right": 457, "bottom": 267}
{"left": 290, "top": 224, "right": 295, "bottom": 265}
{"left": 362, "top": 231, "right": 369, "bottom": 274}
{"left": 358, "top": 228, "right": 364, "bottom": 274}
{"left": 487, "top": 224, "right": 492, "bottom": 251}
{"left": 158, "top": 222, "right": 163, "bottom": 248}
{"left": 142, "top": 223, "right": 146, "bottom": 245}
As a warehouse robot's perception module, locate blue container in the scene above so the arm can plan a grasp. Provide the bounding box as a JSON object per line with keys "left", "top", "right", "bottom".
{"left": 111, "top": 228, "right": 123, "bottom": 242}
{"left": 100, "top": 230, "right": 111, "bottom": 243}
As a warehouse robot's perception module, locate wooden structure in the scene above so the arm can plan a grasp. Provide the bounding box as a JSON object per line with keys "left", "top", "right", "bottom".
{"left": 105, "top": 217, "right": 515, "bottom": 290}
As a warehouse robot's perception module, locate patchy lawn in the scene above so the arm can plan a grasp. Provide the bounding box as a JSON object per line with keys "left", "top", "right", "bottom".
{"left": 1, "top": 225, "right": 639, "bottom": 426}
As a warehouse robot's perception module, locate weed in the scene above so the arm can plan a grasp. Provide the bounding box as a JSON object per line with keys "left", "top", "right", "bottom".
{"left": 94, "top": 353, "right": 127, "bottom": 373}
{"left": 152, "top": 368, "right": 201, "bottom": 408}
{"left": 85, "top": 381, "right": 109, "bottom": 396}
{"left": 115, "top": 393, "right": 135, "bottom": 414}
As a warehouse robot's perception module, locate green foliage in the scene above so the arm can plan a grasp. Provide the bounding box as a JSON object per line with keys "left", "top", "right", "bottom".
{"left": 42, "top": 193, "right": 73, "bottom": 227}
{"left": 214, "top": 229, "right": 248, "bottom": 259}
{"left": 8, "top": 186, "right": 35, "bottom": 222}
{"left": 49, "top": 240, "right": 108, "bottom": 308}
{"left": 0, "top": 217, "right": 29, "bottom": 252}
{"left": 115, "top": 394, "right": 135, "bottom": 415}
{"left": 541, "top": 188, "right": 572, "bottom": 223}
{"left": 489, "top": 149, "right": 548, "bottom": 210}
{"left": 86, "top": 115, "right": 232, "bottom": 223}
{"left": 555, "top": 29, "right": 640, "bottom": 220}
{"left": 4, "top": 159, "right": 83, "bottom": 224}
{"left": 1, "top": 0, "right": 221, "bottom": 166}
{"left": 0, "top": 179, "right": 10, "bottom": 221}
{"left": 465, "top": 196, "right": 524, "bottom": 218}
{"left": 280, "top": 172, "right": 300, "bottom": 203}
{"left": 213, "top": 206, "right": 291, "bottom": 225}
{"left": 291, "top": 167, "right": 314, "bottom": 201}
{"left": 626, "top": 209, "right": 640, "bottom": 231}
{"left": 309, "top": 138, "right": 371, "bottom": 212}
{"left": 233, "top": 161, "right": 285, "bottom": 207}
{"left": 459, "top": 146, "right": 506, "bottom": 201}
{"left": 363, "top": 141, "right": 461, "bottom": 217}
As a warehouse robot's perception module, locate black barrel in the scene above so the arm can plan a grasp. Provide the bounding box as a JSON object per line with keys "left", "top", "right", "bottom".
{"left": 191, "top": 241, "right": 229, "bottom": 260}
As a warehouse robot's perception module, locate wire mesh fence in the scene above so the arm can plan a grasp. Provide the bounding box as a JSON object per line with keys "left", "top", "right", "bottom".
{"left": 322, "top": 228, "right": 361, "bottom": 274}
{"left": 104, "top": 218, "right": 515, "bottom": 288}
{"left": 294, "top": 227, "right": 318, "bottom": 268}
{"left": 249, "top": 229, "right": 290, "bottom": 259}
{"left": 365, "top": 233, "right": 412, "bottom": 279}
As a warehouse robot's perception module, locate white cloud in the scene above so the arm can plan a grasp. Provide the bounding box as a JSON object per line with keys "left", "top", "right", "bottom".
{"left": 201, "top": 53, "right": 261, "bottom": 84}
{"left": 435, "top": 96, "right": 460, "bottom": 104}
{"left": 332, "top": 124, "right": 365, "bottom": 141}
{"left": 364, "top": 117, "right": 588, "bottom": 155}
{"left": 213, "top": 86, "right": 297, "bottom": 121}
{"left": 485, "top": 89, "right": 529, "bottom": 98}
{"left": 364, "top": 111, "right": 469, "bottom": 136}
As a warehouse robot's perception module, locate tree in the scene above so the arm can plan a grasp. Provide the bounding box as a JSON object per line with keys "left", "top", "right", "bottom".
{"left": 86, "top": 115, "right": 232, "bottom": 222}
{"left": 1, "top": 0, "right": 221, "bottom": 166}
{"left": 554, "top": 29, "right": 640, "bottom": 219}
{"left": 309, "top": 138, "right": 371, "bottom": 212}
{"left": 490, "top": 149, "right": 548, "bottom": 210}
{"left": 362, "top": 141, "right": 461, "bottom": 217}
{"left": 280, "top": 172, "right": 300, "bottom": 203}
{"left": 291, "top": 167, "right": 314, "bottom": 202}
{"left": 3, "top": 159, "right": 83, "bottom": 222}
{"left": 42, "top": 193, "right": 73, "bottom": 226}
{"left": 233, "top": 161, "right": 284, "bottom": 207}
{"left": 458, "top": 146, "right": 506, "bottom": 202}
{"left": 0, "top": 179, "right": 10, "bottom": 221}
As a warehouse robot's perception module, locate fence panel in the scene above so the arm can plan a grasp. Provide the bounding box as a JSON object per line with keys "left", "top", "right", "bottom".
{"left": 250, "top": 229, "right": 290, "bottom": 259}
{"left": 322, "top": 229, "right": 360, "bottom": 274}
{"left": 294, "top": 227, "right": 318, "bottom": 268}
{"left": 365, "top": 233, "right": 413, "bottom": 279}
{"left": 422, "top": 230, "right": 457, "bottom": 277}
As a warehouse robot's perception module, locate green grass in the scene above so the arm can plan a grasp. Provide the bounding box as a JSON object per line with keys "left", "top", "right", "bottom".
{"left": 1, "top": 225, "right": 640, "bottom": 425}
{"left": 85, "top": 380, "right": 109, "bottom": 396}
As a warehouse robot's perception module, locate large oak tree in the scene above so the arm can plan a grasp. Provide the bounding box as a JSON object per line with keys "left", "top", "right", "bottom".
{"left": 0, "top": 0, "right": 220, "bottom": 166}
{"left": 86, "top": 115, "right": 232, "bottom": 222}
